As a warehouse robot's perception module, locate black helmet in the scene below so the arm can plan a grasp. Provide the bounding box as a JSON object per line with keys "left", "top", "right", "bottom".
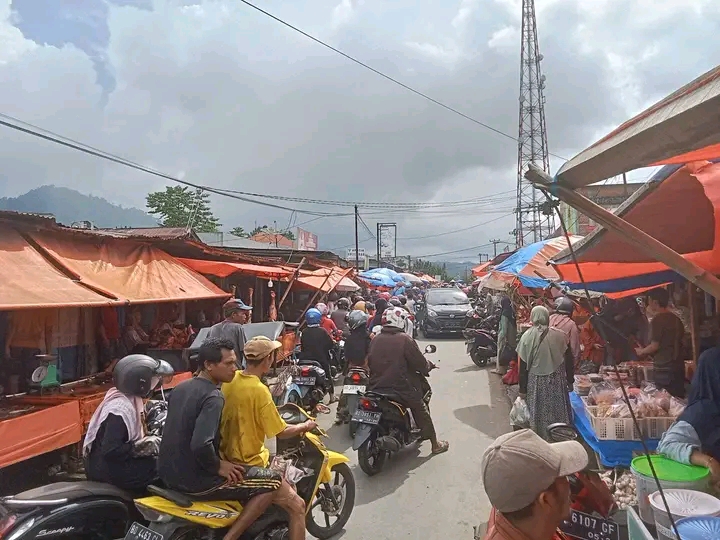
{"left": 398, "top": 295, "right": 407, "bottom": 305}
{"left": 337, "top": 298, "right": 350, "bottom": 310}
{"left": 389, "top": 298, "right": 402, "bottom": 307}
{"left": 554, "top": 296, "right": 575, "bottom": 316}
{"left": 113, "top": 354, "right": 174, "bottom": 398}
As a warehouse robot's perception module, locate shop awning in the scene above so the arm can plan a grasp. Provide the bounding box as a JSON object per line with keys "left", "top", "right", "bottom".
{"left": 0, "top": 227, "right": 118, "bottom": 310}
{"left": 176, "top": 258, "right": 292, "bottom": 280}
{"left": 29, "top": 231, "right": 229, "bottom": 304}
{"left": 472, "top": 261, "right": 493, "bottom": 277}
{"left": 550, "top": 66, "right": 720, "bottom": 189}
{"left": 296, "top": 267, "right": 354, "bottom": 293}
{"left": 553, "top": 162, "right": 720, "bottom": 293}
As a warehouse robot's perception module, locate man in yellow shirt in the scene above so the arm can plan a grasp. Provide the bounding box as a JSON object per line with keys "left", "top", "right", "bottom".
{"left": 221, "top": 336, "right": 316, "bottom": 540}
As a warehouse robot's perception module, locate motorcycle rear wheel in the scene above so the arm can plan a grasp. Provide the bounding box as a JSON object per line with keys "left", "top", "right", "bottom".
{"left": 470, "top": 351, "right": 488, "bottom": 368}
{"left": 358, "top": 438, "right": 386, "bottom": 476}
{"left": 305, "top": 463, "right": 356, "bottom": 539}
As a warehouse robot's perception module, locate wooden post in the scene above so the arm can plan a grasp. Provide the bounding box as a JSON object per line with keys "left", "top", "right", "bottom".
{"left": 525, "top": 164, "right": 720, "bottom": 299}
{"left": 688, "top": 281, "right": 699, "bottom": 364}
{"left": 277, "top": 257, "right": 306, "bottom": 311}
{"left": 296, "top": 269, "right": 336, "bottom": 323}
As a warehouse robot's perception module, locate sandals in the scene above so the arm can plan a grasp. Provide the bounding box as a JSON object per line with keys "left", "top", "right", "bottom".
{"left": 431, "top": 440, "right": 450, "bottom": 455}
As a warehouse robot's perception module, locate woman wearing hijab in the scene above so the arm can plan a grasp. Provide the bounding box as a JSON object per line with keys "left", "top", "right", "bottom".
{"left": 517, "top": 306, "right": 573, "bottom": 440}
{"left": 493, "top": 297, "right": 518, "bottom": 375}
{"left": 658, "top": 347, "right": 720, "bottom": 486}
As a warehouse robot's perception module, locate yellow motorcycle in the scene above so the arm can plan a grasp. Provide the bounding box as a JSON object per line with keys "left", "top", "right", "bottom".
{"left": 129, "top": 403, "right": 355, "bottom": 540}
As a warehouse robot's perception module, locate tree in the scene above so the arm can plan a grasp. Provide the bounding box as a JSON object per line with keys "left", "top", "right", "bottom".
{"left": 249, "top": 225, "right": 295, "bottom": 241}
{"left": 412, "top": 259, "right": 449, "bottom": 281}
{"left": 146, "top": 186, "right": 220, "bottom": 232}
{"left": 229, "top": 226, "right": 249, "bottom": 238}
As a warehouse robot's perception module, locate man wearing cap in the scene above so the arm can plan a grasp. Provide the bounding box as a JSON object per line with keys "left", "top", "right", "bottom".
{"left": 221, "top": 336, "right": 317, "bottom": 540}
{"left": 481, "top": 429, "right": 588, "bottom": 540}
{"left": 208, "top": 298, "right": 252, "bottom": 367}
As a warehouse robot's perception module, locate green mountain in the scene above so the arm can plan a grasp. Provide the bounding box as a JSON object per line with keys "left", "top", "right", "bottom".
{"left": 0, "top": 185, "right": 157, "bottom": 228}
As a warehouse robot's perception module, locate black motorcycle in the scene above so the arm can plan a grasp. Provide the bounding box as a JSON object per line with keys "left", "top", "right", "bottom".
{"left": 352, "top": 345, "right": 437, "bottom": 476}
{"left": 463, "top": 327, "right": 497, "bottom": 367}
{"left": 294, "top": 359, "right": 332, "bottom": 413}
{"left": 339, "top": 367, "right": 370, "bottom": 436}
{"left": 0, "top": 400, "right": 167, "bottom": 539}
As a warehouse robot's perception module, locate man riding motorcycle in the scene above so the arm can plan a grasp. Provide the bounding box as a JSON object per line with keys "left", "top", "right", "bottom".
{"left": 366, "top": 307, "right": 449, "bottom": 455}
{"left": 335, "top": 310, "right": 371, "bottom": 424}
{"left": 300, "top": 307, "right": 338, "bottom": 403}
{"left": 330, "top": 297, "right": 351, "bottom": 337}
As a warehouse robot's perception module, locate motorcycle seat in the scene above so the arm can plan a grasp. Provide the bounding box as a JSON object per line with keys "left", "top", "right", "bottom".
{"left": 4, "top": 481, "right": 134, "bottom": 506}
{"left": 297, "top": 359, "right": 324, "bottom": 369}
{"left": 147, "top": 485, "right": 193, "bottom": 508}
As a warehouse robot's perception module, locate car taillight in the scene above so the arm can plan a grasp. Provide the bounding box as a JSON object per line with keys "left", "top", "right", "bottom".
{"left": 0, "top": 513, "right": 18, "bottom": 538}
{"left": 359, "top": 398, "right": 377, "bottom": 410}
{"left": 301, "top": 367, "right": 311, "bottom": 376}
{"left": 351, "top": 373, "right": 361, "bottom": 383}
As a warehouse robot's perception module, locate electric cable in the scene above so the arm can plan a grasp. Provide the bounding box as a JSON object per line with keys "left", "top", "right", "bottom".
{"left": 237, "top": 0, "right": 570, "bottom": 161}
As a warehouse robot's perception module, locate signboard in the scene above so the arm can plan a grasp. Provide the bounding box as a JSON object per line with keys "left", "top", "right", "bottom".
{"left": 295, "top": 228, "right": 318, "bottom": 251}
{"left": 346, "top": 248, "right": 366, "bottom": 260}
{"left": 379, "top": 226, "right": 396, "bottom": 259}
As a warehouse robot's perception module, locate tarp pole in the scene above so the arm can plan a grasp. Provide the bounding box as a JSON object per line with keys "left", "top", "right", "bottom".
{"left": 295, "top": 269, "right": 336, "bottom": 323}
{"left": 277, "top": 257, "right": 306, "bottom": 311}
{"left": 525, "top": 164, "right": 720, "bottom": 299}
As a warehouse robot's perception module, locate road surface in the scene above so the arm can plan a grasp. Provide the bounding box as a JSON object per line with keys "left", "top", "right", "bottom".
{"left": 315, "top": 336, "right": 511, "bottom": 540}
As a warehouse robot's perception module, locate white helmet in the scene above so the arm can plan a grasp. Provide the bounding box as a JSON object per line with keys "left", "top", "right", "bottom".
{"left": 382, "top": 306, "right": 408, "bottom": 330}
{"left": 315, "top": 302, "right": 329, "bottom": 316}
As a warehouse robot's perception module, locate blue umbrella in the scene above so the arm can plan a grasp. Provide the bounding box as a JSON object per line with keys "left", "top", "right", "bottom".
{"left": 359, "top": 271, "right": 396, "bottom": 287}
{"left": 369, "top": 268, "right": 405, "bottom": 282}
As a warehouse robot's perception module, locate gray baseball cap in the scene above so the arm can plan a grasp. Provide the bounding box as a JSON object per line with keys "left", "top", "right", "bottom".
{"left": 481, "top": 429, "right": 588, "bottom": 513}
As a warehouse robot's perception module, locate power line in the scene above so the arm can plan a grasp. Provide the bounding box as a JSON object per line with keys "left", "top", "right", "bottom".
{"left": 397, "top": 213, "right": 512, "bottom": 241}
{"left": 238, "top": 0, "right": 569, "bottom": 161}
{"left": 413, "top": 242, "right": 495, "bottom": 259}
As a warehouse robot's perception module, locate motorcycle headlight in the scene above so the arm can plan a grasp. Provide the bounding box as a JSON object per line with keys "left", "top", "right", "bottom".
{"left": 427, "top": 309, "right": 438, "bottom": 318}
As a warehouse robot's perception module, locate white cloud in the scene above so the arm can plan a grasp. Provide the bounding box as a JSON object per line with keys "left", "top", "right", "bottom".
{"left": 0, "top": 0, "right": 718, "bottom": 258}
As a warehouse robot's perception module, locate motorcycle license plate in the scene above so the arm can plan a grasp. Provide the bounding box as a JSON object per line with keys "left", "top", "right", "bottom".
{"left": 342, "top": 384, "right": 366, "bottom": 394}
{"left": 294, "top": 376, "right": 316, "bottom": 386}
{"left": 125, "top": 522, "right": 164, "bottom": 540}
{"left": 559, "top": 510, "right": 619, "bottom": 540}
{"left": 352, "top": 410, "right": 381, "bottom": 425}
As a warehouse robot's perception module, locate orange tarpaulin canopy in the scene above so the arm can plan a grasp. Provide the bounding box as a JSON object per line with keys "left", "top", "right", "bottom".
{"left": 296, "top": 267, "right": 354, "bottom": 293}
{"left": 472, "top": 261, "right": 493, "bottom": 277}
{"left": 0, "top": 226, "right": 118, "bottom": 310}
{"left": 177, "top": 258, "right": 292, "bottom": 280}
{"left": 0, "top": 401, "right": 82, "bottom": 469}
{"left": 553, "top": 162, "right": 720, "bottom": 293}
{"left": 30, "top": 231, "right": 229, "bottom": 304}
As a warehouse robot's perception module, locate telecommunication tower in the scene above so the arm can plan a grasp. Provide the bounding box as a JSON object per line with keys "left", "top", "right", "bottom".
{"left": 515, "top": 0, "right": 553, "bottom": 247}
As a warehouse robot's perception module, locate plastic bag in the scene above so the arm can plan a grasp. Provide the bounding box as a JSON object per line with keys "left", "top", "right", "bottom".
{"left": 588, "top": 381, "right": 616, "bottom": 406}
{"left": 510, "top": 396, "right": 530, "bottom": 428}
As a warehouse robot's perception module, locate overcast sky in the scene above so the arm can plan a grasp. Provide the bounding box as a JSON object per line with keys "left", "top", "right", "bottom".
{"left": 1, "top": 0, "right": 718, "bottom": 261}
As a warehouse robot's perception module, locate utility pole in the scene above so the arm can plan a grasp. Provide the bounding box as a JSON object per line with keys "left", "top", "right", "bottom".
{"left": 376, "top": 222, "right": 381, "bottom": 269}
{"left": 490, "top": 239, "right": 503, "bottom": 258}
{"left": 407, "top": 255, "right": 411, "bottom": 271}
{"left": 622, "top": 172, "right": 628, "bottom": 198}
{"left": 354, "top": 205, "right": 360, "bottom": 270}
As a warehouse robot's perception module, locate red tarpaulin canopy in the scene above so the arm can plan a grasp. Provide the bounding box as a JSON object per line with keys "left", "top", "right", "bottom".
{"left": 553, "top": 161, "right": 720, "bottom": 292}
{"left": 177, "top": 258, "right": 293, "bottom": 280}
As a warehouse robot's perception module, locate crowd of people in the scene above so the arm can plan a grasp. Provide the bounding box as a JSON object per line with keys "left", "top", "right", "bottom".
{"left": 80, "top": 284, "right": 449, "bottom": 540}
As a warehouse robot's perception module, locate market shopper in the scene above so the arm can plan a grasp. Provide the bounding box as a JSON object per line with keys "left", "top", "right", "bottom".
{"left": 208, "top": 299, "right": 252, "bottom": 368}
{"left": 657, "top": 346, "right": 720, "bottom": 486}
{"left": 635, "top": 288, "right": 686, "bottom": 398}
{"left": 493, "top": 296, "right": 517, "bottom": 376}
{"left": 518, "top": 306, "right": 573, "bottom": 441}
{"left": 549, "top": 297, "right": 582, "bottom": 371}
{"left": 481, "top": 429, "right": 587, "bottom": 540}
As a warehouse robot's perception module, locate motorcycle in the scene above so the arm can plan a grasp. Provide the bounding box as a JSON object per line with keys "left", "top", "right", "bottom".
{"left": 351, "top": 345, "right": 437, "bottom": 476}
{"left": 294, "top": 359, "right": 332, "bottom": 414}
{"left": 338, "top": 367, "right": 370, "bottom": 436}
{"left": 0, "top": 400, "right": 168, "bottom": 540}
{"left": 462, "top": 327, "right": 497, "bottom": 368}
{"left": 130, "top": 403, "right": 355, "bottom": 540}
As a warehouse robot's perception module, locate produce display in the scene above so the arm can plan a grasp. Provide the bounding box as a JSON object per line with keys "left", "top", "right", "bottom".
{"left": 585, "top": 382, "right": 686, "bottom": 419}
{"left": 600, "top": 469, "right": 638, "bottom": 510}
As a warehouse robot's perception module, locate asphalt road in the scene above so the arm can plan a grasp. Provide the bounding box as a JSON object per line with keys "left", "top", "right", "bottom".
{"left": 313, "top": 336, "right": 512, "bottom": 540}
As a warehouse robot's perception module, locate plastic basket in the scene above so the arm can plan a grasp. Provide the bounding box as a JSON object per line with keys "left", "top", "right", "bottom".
{"left": 644, "top": 416, "right": 676, "bottom": 440}
{"left": 580, "top": 396, "right": 598, "bottom": 417}
{"left": 590, "top": 415, "right": 643, "bottom": 440}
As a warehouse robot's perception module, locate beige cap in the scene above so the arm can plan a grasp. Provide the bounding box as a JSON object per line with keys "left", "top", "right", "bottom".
{"left": 244, "top": 336, "right": 282, "bottom": 361}
{"left": 481, "top": 429, "right": 588, "bottom": 513}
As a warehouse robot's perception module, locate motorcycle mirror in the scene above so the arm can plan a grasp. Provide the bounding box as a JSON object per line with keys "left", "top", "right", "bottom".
{"left": 547, "top": 423, "right": 579, "bottom": 442}
{"left": 424, "top": 345, "right": 437, "bottom": 354}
